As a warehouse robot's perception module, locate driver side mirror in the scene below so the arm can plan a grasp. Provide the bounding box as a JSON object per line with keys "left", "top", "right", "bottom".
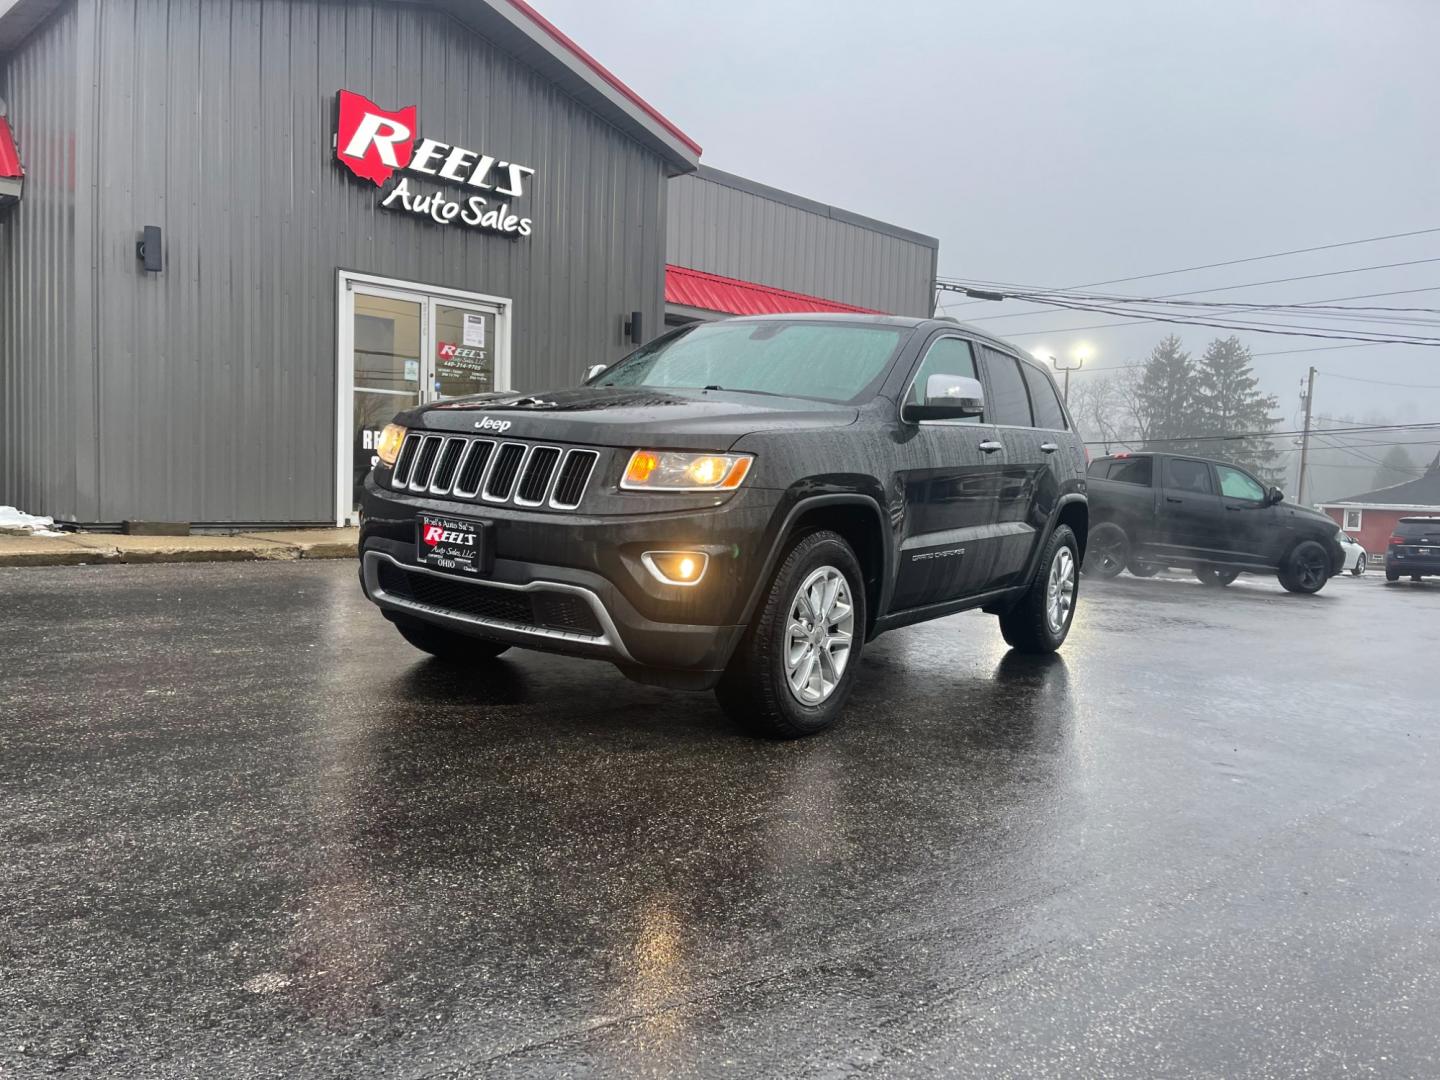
{"left": 1267, "top": 486, "right": 1285, "bottom": 505}
{"left": 582, "top": 363, "right": 608, "bottom": 383}
{"left": 902, "top": 374, "right": 985, "bottom": 422}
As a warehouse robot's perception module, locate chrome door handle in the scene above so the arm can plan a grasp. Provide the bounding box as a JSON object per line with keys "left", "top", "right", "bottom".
{"left": 978, "top": 440, "right": 1004, "bottom": 454}
{"left": 1039, "top": 442, "right": 1058, "bottom": 454}
{"left": 1166, "top": 496, "right": 1183, "bottom": 503}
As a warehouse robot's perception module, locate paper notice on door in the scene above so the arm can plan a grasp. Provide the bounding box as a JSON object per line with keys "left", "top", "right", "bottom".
{"left": 463, "top": 313, "right": 486, "bottom": 348}
{"left": 403, "top": 359, "right": 420, "bottom": 383}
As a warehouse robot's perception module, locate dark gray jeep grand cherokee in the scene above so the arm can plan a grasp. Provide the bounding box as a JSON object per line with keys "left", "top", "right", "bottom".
{"left": 359, "top": 315, "right": 1088, "bottom": 737}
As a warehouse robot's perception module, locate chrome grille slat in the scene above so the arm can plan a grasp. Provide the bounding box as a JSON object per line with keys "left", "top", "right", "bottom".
{"left": 514, "top": 446, "right": 562, "bottom": 507}
{"left": 407, "top": 435, "right": 445, "bottom": 493}
{"left": 428, "top": 438, "right": 468, "bottom": 496}
{"left": 391, "top": 433, "right": 423, "bottom": 488}
{"left": 550, "top": 449, "right": 599, "bottom": 509}
{"left": 451, "top": 439, "right": 495, "bottom": 499}
{"left": 483, "top": 443, "right": 529, "bottom": 503}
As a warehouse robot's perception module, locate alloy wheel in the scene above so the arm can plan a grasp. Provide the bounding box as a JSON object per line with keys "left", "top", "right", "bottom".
{"left": 1298, "top": 550, "right": 1327, "bottom": 590}
{"left": 1046, "top": 546, "right": 1077, "bottom": 635}
{"left": 1090, "top": 534, "right": 1124, "bottom": 575}
{"left": 784, "top": 566, "right": 855, "bottom": 706}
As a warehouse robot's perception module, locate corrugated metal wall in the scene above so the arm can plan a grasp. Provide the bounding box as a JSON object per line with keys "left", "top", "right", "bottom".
{"left": 0, "top": 2, "right": 88, "bottom": 520}
{"left": 0, "top": 0, "right": 668, "bottom": 524}
{"left": 667, "top": 168, "right": 937, "bottom": 318}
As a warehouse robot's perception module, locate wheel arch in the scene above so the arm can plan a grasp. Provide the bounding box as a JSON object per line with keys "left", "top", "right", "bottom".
{"left": 739, "top": 494, "right": 893, "bottom": 640}
{"left": 1054, "top": 494, "right": 1089, "bottom": 561}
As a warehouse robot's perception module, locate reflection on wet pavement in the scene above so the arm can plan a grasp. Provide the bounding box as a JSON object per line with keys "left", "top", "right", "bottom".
{"left": 0, "top": 563, "right": 1436, "bottom": 1077}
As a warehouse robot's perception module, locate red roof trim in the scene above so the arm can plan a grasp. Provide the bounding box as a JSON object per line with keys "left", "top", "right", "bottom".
{"left": 0, "top": 118, "right": 22, "bottom": 180}
{"left": 665, "top": 264, "right": 881, "bottom": 317}
{"left": 502, "top": 0, "right": 702, "bottom": 158}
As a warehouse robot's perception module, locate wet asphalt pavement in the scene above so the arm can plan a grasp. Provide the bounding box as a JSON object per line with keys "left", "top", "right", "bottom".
{"left": 1, "top": 562, "right": 1437, "bottom": 1078}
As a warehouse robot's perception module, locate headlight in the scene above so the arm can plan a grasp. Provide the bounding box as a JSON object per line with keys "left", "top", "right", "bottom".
{"left": 621, "top": 450, "right": 753, "bottom": 492}
{"left": 375, "top": 423, "right": 407, "bottom": 467}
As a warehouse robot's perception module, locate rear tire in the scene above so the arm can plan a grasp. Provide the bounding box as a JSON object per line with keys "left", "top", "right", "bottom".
{"left": 1194, "top": 566, "right": 1240, "bottom": 587}
{"left": 715, "top": 530, "right": 866, "bottom": 739}
{"left": 999, "top": 525, "right": 1080, "bottom": 653}
{"left": 1386, "top": 568, "right": 1400, "bottom": 582}
{"left": 395, "top": 618, "right": 511, "bottom": 662}
{"left": 1083, "top": 523, "right": 1128, "bottom": 579}
{"left": 1278, "top": 541, "right": 1330, "bottom": 594}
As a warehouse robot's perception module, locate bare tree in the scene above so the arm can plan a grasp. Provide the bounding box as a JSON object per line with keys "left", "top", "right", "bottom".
{"left": 1068, "top": 367, "right": 1146, "bottom": 453}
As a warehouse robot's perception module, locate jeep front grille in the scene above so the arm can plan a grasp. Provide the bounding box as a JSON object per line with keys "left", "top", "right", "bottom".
{"left": 390, "top": 434, "right": 599, "bottom": 511}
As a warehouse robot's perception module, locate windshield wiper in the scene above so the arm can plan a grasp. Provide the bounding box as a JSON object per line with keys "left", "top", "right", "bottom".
{"left": 696, "top": 385, "right": 790, "bottom": 399}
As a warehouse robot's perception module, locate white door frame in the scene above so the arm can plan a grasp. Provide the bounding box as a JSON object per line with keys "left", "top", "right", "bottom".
{"left": 336, "top": 270, "right": 514, "bottom": 526}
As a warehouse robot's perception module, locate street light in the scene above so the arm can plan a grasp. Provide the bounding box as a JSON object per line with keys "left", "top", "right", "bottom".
{"left": 1052, "top": 345, "right": 1088, "bottom": 405}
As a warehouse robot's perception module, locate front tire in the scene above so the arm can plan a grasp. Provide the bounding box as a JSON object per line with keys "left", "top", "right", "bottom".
{"left": 1195, "top": 566, "right": 1240, "bottom": 587}
{"left": 998, "top": 525, "right": 1079, "bottom": 653}
{"left": 394, "top": 618, "right": 511, "bottom": 662}
{"left": 1278, "top": 541, "right": 1330, "bottom": 594}
{"left": 1350, "top": 556, "right": 1365, "bottom": 576}
{"left": 1084, "top": 523, "right": 1128, "bottom": 579}
{"left": 1128, "top": 560, "right": 1162, "bottom": 578}
{"left": 715, "top": 530, "right": 866, "bottom": 739}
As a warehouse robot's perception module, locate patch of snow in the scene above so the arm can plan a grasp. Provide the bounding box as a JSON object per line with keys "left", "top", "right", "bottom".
{"left": 0, "top": 505, "right": 66, "bottom": 538}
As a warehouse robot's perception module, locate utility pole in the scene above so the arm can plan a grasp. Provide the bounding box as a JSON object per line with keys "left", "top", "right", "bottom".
{"left": 1297, "top": 366, "right": 1316, "bottom": 504}
{"left": 1052, "top": 351, "right": 1086, "bottom": 406}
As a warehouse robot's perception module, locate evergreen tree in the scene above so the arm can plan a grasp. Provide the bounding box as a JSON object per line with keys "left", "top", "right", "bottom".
{"left": 1135, "top": 336, "right": 1199, "bottom": 455}
{"left": 1192, "top": 336, "right": 1283, "bottom": 483}
{"left": 1371, "top": 444, "right": 1418, "bottom": 490}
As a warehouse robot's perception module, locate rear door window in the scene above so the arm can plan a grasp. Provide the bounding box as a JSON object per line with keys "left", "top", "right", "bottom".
{"left": 980, "top": 349, "right": 1033, "bottom": 428}
{"left": 1164, "top": 457, "right": 1214, "bottom": 495}
{"left": 1021, "top": 363, "right": 1068, "bottom": 430}
{"left": 1107, "top": 457, "right": 1153, "bottom": 486}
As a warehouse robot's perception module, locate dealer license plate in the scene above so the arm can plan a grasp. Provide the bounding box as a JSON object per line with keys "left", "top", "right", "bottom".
{"left": 416, "top": 514, "right": 489, "bottom": 577}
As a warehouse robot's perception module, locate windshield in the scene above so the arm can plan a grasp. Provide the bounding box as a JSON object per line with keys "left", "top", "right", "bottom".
{"left": 593, "top": 320, "right": 906, "bottom": 404}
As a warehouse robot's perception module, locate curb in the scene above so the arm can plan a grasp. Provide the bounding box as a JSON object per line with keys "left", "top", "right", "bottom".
{"left": 0, "top": 535, "right": 358, "bottom": 568}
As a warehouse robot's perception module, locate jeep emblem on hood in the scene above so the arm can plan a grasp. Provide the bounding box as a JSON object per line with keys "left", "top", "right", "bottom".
{"left": 474, "top": 416, "right": 512, "bottom": 434}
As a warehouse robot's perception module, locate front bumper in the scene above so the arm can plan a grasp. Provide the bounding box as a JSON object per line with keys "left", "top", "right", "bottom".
{"left": 358, "top": 474, "right": 781, "bottom": 687}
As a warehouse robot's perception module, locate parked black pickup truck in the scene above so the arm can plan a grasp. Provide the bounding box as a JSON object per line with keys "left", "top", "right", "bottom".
{"left": 1084, "top": 452, "right": 1345, "bottom": 593}
{"left": 358, "top": 315, "right": 1088, "bottom": 737}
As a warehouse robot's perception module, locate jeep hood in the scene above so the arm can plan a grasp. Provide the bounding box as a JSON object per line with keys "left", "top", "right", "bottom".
{"left": 399, "top": 386, "right": 859, "bottom": 450}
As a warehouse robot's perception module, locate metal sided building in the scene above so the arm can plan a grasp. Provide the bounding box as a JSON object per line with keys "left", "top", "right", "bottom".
{"left": 0, "top": 0, "right": 937, "bottom": 528}
{"left": 664, "top": 166, "right": 937, "bottom": 325}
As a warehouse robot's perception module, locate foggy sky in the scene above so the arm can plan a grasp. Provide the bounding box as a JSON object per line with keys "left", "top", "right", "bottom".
{"left": 541, "top": 0, "right": 1440, "bottom": 441}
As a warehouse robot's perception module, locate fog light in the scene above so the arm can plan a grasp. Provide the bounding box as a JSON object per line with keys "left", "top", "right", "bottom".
{"left": 642, "top": 550, "right": 709, "bottom": 587}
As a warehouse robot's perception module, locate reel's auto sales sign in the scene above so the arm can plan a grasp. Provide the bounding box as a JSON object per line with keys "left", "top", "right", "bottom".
{"left": 335, "top": 89, "right": 534, "bottom": 238}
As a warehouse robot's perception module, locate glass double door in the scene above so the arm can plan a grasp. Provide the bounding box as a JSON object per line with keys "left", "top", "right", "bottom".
{"left": 347, "top": 283, "right": 508, "bottom": 517}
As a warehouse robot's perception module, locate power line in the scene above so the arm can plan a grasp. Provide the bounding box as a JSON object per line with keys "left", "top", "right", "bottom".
{"left": 1081, "top": 419, "right": 1440, "bottom": 448}
{"left": 980, "top": 293, "right": 1440, "bottom": 346}
{"left": 938, "top": 225, "right": 1440, "bottom": 310}
{"left": 1318, "top": 371, "right": 1440, "bottom": 389}
{"left": 941, "top": 264, "right": 1440, "bottom": 326}
{"left": 1066, "top": 342, "right": 1379, "bottom": 374}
